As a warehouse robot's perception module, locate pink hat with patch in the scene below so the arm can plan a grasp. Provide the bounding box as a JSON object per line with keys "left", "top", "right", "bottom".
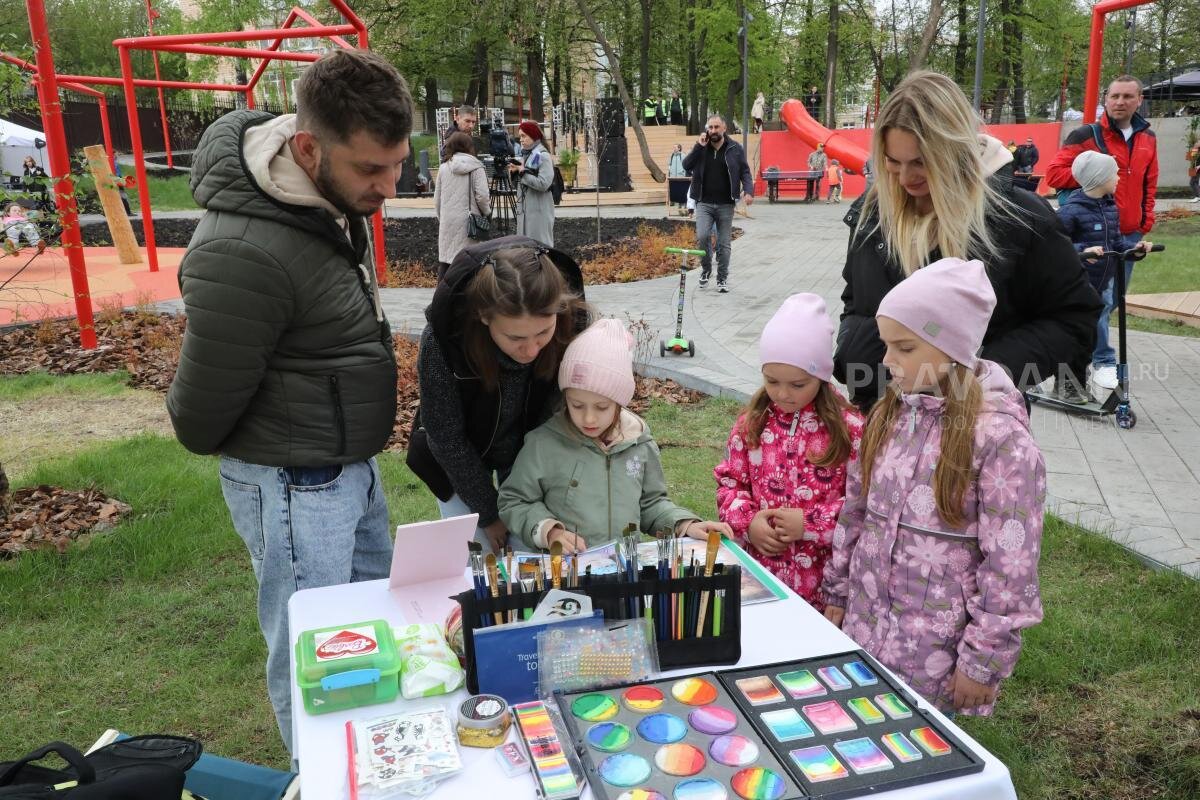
{"left": 758, "top": 293, "right": 835, "bottom": 382}
{"left": 558, "top": 318, "right": 636, "bottom": 406}
{"left": 876, "top": 257, "right": 996, "bottom": 367}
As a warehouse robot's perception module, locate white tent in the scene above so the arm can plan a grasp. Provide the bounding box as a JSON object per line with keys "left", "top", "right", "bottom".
{"left": 0, "top": 118, "right": 47, "bottom": 181}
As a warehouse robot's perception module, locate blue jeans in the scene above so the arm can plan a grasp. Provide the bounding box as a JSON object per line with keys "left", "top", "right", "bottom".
{"left": 694, "top": 201, "right": 735, "bottom": 282}
{"left": 1093, "top": 232, "right": 1141, "bottom": 367}
{"left": 436, "top": 492, "right": 500, "bottom": 554}
{"left": 219, "top": 456, "right": 392, "bottom": 755}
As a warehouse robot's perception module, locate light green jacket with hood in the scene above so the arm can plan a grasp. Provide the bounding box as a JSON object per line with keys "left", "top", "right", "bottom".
{"left": 498, "top": 408, "right": 698, "bottom": 551}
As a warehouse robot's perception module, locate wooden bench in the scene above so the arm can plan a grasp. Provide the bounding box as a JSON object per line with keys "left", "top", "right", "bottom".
{"left": 761, "top": 169, "right": 823, "bottom": 203}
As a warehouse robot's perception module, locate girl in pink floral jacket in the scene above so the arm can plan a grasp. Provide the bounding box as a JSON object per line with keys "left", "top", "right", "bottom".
{"left": 715, "top": 294, "right": 864, "bottom": 609}
{"left": 821, "top": 258, "right": 1046, "bottom": 716}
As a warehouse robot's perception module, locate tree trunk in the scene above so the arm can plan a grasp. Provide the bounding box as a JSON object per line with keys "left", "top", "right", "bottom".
{"left": 1011, "top": 0, "right": 1025, "bottom": 123}
{"left": 909, "top": 0, "right": 945, "bottom": 71}
{"left": 550, "top": 52, "right": 562, "bottom": 107}
{"left": 953, "top": 0, "right": 969, "bottom": 85}
{"left": 466, "top": 39, "right": 489, "bottom": 107}
{"left": 989, "top": 0, "right": 1012, "bottom": 124}
{"left": 686, "top": 0, "right": 700, "bottom": 134}
{"left": 573, "top": 0, "right": 665, "bottom": 181}
{"left": 424, "top": 77, "right": 439, "bottom": 133}
{"left": 639, "top": 0, "right": 651, "bottom": 101}
{"left": 804, "top": 0, "right": 817, "bottom": 89}
{"left": 823, "top": 0, "right": 839, "bottom": 129}
{"left": 526, "top": 34, "right": 545, "bottom": 121}
{"left": 0, "top": 461, "right": 9, "bottom": 518}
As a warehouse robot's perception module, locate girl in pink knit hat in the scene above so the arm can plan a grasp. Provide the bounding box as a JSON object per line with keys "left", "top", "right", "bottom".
{"left": 714, "top": 293, "right": 864, "bottom": 610}
{"left": 498, "top": 318, "right": 731, "bottom": 552}
{"left": 821, "top": 257, "right": 1046, "bottom": 717}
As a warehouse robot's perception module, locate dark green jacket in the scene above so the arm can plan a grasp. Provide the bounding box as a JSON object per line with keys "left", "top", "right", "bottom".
{"left": 166, "top": 110, "right": 397, "bottom": 466}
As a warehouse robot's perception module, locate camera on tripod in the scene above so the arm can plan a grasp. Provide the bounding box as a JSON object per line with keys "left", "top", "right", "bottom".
{"left": 480, "top": 122, "right": 516, "bottom": 163}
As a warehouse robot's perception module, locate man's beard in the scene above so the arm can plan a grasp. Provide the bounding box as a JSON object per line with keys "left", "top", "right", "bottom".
{"left": 315, "top": 152, "right": 382, "bottom": 217}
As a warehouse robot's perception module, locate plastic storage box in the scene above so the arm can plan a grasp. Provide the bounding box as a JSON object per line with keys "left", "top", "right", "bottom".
{"left": 294, "top": 619, "right": 401, "bottom": 715}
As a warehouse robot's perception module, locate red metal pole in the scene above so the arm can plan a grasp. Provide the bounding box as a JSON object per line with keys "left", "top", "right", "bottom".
{"left": 118, "top": 45, "right": 158, "bottom": 271}
{"left": 293, "top": 7, "right": 354, "bottom": 49}
{"left": 154, "top": 43, "right": 321, "bottom": 62}
{"left": 25, "top": 0, "right": 96, "bottom": 348}
{"left": 1083, "top": 0, "right": 1156, "bottom": 124}
{"left": 114, "top": 24, "right": 358, "bottom": 47}
{"left": 245, "top": 88, "right": 256, "bottom": 110}
{"left": 58, "top": 74, "right": 249, "bottom": 91}
{"left": 95, "top": 95, "right": 116, "bottom": 173}
{"left": 354, "top": 25, "right": 387, "bottom": 280}
{"left": 144, "top": 0, "right": 172, "bottom": 168}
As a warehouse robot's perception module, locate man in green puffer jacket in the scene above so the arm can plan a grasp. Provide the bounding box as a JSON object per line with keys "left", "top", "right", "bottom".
{"left": 165, "top": 50, "right": 413, "bottom": 756}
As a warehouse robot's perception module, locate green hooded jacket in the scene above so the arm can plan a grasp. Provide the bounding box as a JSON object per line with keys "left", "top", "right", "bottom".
{"left": 498, "top": 409, "right": 698, "bottom": 550}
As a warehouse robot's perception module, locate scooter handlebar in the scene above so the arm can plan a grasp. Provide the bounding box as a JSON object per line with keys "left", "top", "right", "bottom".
{"left": 665, "top": 247, "right": 708, "bottom": 256}
{"left": 1079, "top": 243, "right": 1165, "bottom": 262}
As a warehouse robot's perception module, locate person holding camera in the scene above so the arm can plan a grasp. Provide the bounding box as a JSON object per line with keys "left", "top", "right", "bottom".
{"left": 682, "top": 114, "right": 754, "bottom": 293}
{"left": 509, "top": 121, "right": 555, "bottom": 247}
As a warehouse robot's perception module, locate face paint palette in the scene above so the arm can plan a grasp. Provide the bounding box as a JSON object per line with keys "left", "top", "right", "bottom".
{"left": 715, "top": 650, "right": 985, "bottom": 798}
{"left": 555, "top": 674, "right": 804, "bottom": 800}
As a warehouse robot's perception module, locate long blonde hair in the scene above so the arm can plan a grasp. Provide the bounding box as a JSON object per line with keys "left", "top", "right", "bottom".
{"left": 856, "top": 71, "right": 1014, "bottom": 277}
{"left": 858, "top": 365, "right": 982, "bottom": 528}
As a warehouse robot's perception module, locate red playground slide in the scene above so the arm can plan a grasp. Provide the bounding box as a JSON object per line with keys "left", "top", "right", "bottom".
{"left": 778, "top": 99, "right": 870, "bottom": 174}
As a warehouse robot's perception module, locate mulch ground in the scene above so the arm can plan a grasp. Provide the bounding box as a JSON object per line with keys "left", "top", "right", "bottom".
{"left": 1, "top": 311, "right": 705, "bottom": 553}
{"left": 78, "top": 216, "right": 741, "bottom": 288}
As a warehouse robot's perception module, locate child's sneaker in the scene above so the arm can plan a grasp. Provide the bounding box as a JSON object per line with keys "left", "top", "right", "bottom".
{"left": 1053, "top": 379, "right": 1090, "bottom": 406}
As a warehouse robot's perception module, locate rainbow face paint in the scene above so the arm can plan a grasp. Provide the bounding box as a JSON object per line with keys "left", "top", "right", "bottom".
{"left": 636, "top": 713, "right": 688, "bottom": 744}
{"left": 880, "top": 732, "right": 923, "bottom": 763}
{"left": 775, "top": 669, "right": 826, "bottom": 700}
{"left": 759, "top": 708, "right": 814, "bottom": 742}
{"left": 597, "top": 753, "right": 652, "bottom": 787}
{"left": 708, "top": 734, "right": 760, "bottom": 767}
{"left": 874, "top": 692, "right": 912, "bottom": 720}
{"left": 789, "top": 745, "right": 849, "bottom": 782}
{"left": 623, "top": 685, "right": 665, "bottom": 712}
{"left": 673, "top": 777, "right": 728, "bottom": 800}
{"left": 671, "top": 677, "right": 719, "bottom": 706}
{"left": 654, "top": 742, "right": 706, "bottom": 776}
{"left": 910, "top": 726, "right": 952, "bottom": 756}
{"left": 572, "top": 693, "right": 618, "bottom": 721}
{"left": 801, "top": 700, "right": 857, "bottom": 735}
{"left": 847, "top": 696, "right": 886, "bottom": 724}
{"left": 512, "top": 701, "right": 580, "bottom": 800}
{"left": 688, "top": 705, "right": 738, "bottom": 735}
{"left": 833, "top": 737, "right": 894, "bottom": 775}
{"left": 816, "top": 665, "right": 852, "bottom": 691}
{"left": 734, "top": 675, "right": 785, "bottom": 706}
{"left": 586, "top": 721, "right": 632, "bottom": 752}
{"left": 617, "top": 791, "right": 668, "bottom": 800}
{"left": 843, "top": 661, "right": 878, "bottom": 686}
{"left": 730, "top": 767, "right": 786, "bottom": 800}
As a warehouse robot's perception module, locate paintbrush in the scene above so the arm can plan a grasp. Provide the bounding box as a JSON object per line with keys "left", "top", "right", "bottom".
{"left": 570, "top": 552, "right": 579, "bottom": 588}
{"left": 695, "top": 530, "right": 721, "bottom": 637}
{"left": 485, "top": 553, "right": 503, "bottom": 626}
{"left": 468, "top": 541, "right": 487, "bottom": 627}
{"left": 504, "top": 546, "right": 515, "bottom": 622}
{"left": 551, "top": 541, "right": 563, "bottom": 589}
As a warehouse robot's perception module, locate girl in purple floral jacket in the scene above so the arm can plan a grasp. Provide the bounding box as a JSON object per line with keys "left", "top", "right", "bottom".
{"left": 821, "top": 258, "right": 1046, "bottom": 716}
{"left": 715, "top": 294, "right": 864, "bottom": 609}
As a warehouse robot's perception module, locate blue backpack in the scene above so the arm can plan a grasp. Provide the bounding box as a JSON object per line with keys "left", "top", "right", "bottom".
{"left": 1055, "top": 123, "right": 1109, "bottom": 206}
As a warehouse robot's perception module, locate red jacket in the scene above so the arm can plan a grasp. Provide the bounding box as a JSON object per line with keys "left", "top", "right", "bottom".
{"left": 1044, "top": 113, "right": 1158, "bottom": 235}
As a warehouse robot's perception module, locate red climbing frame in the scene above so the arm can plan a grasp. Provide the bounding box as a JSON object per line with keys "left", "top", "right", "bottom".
{"left": 113, "top": 0, "right": 390, "bottom": 277}
{"left": 14, "top": 1, "right": 391, "bottom": 350}
{"left": 1083, "top": 0, "right": 1160, "bottom": 123}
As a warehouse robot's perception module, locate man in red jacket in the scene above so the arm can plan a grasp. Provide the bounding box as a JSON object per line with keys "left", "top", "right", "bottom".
{"left": 1046, "top": 75, "right": 1158, "bottom": 399}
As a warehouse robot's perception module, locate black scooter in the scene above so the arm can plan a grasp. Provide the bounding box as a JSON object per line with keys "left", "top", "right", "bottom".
{"left": 1028, "top": 243, "right": 1165, "bottom": 430}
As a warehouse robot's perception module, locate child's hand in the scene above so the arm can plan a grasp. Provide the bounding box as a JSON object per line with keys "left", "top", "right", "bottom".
{"left": 769, "top": 508, "right": 810, "bottom": 543}
{"left": 1138, "top": 240, "right": 1153, "bottom": 253}
{"left": 483, "top": 520, "right": 510, "bottom": 553}
{"left": 950, "top": 669, "right": 997, "bottom": 710}
{"left": 1083, "top": 245, "right": 1104, "bottom": 259}
{"left": 547, "top": 526, "right": 587, "bottom": 554}
{"left": 823, "top": 605, "right": 845, "bottom": 627}
{"left": 683, "top": 520, "right": 733, "bottom": 541}
{"left": 748, "top": 511, "right": 788, "bottom": 556}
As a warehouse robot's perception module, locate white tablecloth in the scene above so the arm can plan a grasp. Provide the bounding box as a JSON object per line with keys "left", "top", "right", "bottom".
{"left": 289, "top": 575, "right": 1016, "bottom": 800}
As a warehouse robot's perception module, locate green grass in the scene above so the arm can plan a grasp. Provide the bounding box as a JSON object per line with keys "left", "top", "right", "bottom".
{"left": 127, "top": 173, "right": 199, "bottom": 213}
{"left": 0, "top": 371, "right": 131, "bottom": 401}
{"left": 2, "top": 383, "right": 1199, "bottom": 797}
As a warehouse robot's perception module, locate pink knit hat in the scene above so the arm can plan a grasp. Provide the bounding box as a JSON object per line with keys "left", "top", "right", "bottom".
{"left": 876, "top": 258, "right": 996, "bottom": 367}
{"left": 559, "top": 318, "right": 636, "bottom": 406}
{"left": 758, "top": 293, "right": 834, "bottom": 382}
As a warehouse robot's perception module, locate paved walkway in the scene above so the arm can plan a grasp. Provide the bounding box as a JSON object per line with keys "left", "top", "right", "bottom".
{"left": 371, "top": 201, "right": 1200, "bottom": 578}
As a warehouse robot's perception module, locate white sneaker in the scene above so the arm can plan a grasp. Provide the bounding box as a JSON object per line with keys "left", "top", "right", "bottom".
{"left": 1091, "top": 365, "right": 1118, "bottom": 390}
{"left": 1191, "top": 197, "right": 1200, "bottom": 203}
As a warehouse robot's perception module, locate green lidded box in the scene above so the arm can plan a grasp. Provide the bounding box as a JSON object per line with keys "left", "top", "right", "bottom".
{"left": 294, "top": 619, "right": 401, "bottom": 715}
